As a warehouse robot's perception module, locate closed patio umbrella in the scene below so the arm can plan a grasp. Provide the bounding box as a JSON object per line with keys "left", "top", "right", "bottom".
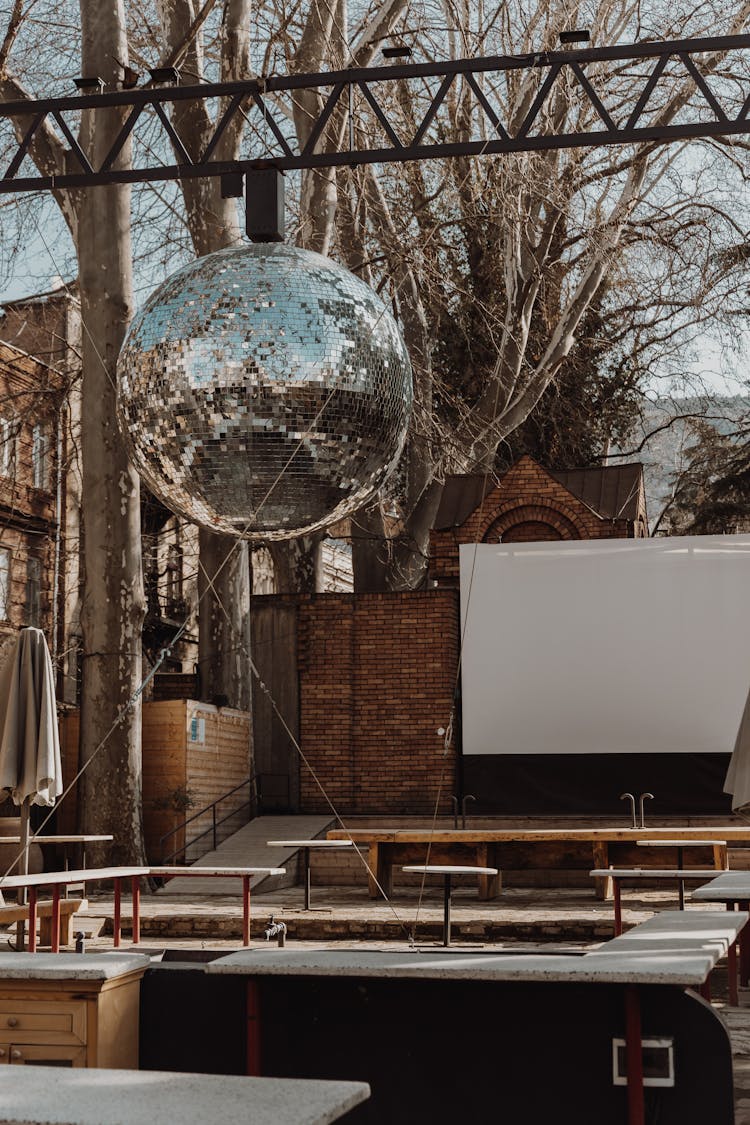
{"left": 0, "top": 627, "right": 62, "bottom": 882}
{"left": 725, "top": 684, "right": 750, "bottom": 811}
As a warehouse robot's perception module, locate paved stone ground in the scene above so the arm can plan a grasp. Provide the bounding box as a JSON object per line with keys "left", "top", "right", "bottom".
{"left": 5, "top": 882, "right": 750, "bottom": 1118}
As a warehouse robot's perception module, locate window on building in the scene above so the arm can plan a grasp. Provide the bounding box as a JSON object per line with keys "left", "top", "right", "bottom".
{"left": 26, "top": 556, "right": 41, "bottom": 628}
{"left": 0, "top": 550, "right": 11, "bottom": 620}
{"left": 0, "top": 419, "right": 15, "bottom": 478}
{"left": 32, "top": 424, "right": 48, "bottom": 490}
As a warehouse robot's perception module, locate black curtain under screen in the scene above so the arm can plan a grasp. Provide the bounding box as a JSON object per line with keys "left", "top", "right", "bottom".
{"left": 461, "top": 753, "right": 733, "bottom": 816}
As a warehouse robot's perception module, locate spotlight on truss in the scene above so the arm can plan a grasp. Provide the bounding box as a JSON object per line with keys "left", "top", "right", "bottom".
{"left": 382, "top": 44, "right": 412, "bottom": 59}
{"left": 559, "top": 29, "right": 590, "bottom": 45}
{"left": 148, "top": 66, "right": 181, "bottom": 85}
{"left": 74, "top": 76, "right": 104, "bottom": 92}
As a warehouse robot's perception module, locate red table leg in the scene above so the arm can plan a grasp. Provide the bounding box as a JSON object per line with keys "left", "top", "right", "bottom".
{"left": 740, "top": 901, "right": 750, "bottom": 987}
{"left": 243, "top": 874, "right": 251, "bottom": 946}
{"left": 27, "top": 887, "right": 37, "bottom": 953}
{"left": 728, "top": 938, "right": 739, "bottom": 1007}
{"left": 113, "top": 878, "right": 121, "bottom": 948}
{"left": 614, "top": 879, "right": 623, "bottom": 936}
{"left": 51, "top": 886, "right": 61, "bottom": 953}
{"left": 131, "top": 876, "right": 141, "bottom": 945}
{"left": 247, "top": 980, "right": 261, "bottom": 1074}
{"left": 624, "top": 985, "right": 645, "bottom": 1125}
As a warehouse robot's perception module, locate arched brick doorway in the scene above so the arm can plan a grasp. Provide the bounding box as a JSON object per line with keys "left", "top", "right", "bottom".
{"left": 482, "top": 503, "right": 583, "bottom": 543}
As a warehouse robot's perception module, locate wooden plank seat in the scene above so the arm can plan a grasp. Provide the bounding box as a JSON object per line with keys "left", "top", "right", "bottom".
{"left": 0, "top": 898, "right": 85, "bottom": 947}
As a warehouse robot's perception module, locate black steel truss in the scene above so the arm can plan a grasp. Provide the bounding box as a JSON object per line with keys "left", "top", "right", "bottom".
{"left": 2, "top": 33, "right": 750, "bottom": 193}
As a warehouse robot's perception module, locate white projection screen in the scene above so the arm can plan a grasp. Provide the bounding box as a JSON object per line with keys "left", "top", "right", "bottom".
{"left": 459, "top": 535, "right": 750, "bottom": 757}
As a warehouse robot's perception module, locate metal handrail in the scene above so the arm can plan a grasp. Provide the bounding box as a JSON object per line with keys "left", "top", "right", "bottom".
{"left": 158, "top": 773, "right": 290, "bottom": 864}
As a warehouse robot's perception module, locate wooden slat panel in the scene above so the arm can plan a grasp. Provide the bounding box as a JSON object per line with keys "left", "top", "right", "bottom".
{"left": 251, "top": 601, "right": 299, "bottom": 810}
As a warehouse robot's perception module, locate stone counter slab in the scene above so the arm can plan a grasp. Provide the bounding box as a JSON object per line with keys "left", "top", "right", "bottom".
{"left": 0, "top": 953, "right": 150, "bottom": 980}
{"left": 207, "top": 946, "right": 716, "bottom": 985}
{"left": 0, "top": 1067, "right": 370, "bottom": 1125}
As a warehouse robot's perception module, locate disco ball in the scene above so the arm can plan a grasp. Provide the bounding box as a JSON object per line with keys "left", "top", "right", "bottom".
{"left": 116, "top": 243, "right": 412, "bottom": 539}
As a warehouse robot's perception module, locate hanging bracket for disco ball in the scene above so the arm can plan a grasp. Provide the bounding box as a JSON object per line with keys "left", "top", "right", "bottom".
{"left": 116, "top": 171, "right": 412, "bottom": 540}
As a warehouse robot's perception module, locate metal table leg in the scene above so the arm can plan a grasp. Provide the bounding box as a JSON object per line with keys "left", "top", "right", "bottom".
{"left": 443, "top": 874, "right": 452, "bottom": 947}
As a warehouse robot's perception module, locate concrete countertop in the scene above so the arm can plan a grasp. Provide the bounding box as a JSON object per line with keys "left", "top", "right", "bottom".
{"left": 206, "top": 946, "right": 716, "bottom": 986}
{"left": 0, "top": 953, "right": 150, "bottom": 980}
{"left": 0, "top": 1067, "right": 370, "bottom": 1125}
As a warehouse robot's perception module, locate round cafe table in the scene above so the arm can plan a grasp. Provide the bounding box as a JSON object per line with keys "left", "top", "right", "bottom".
{"left": 402, "top": 864, "right": 499, "bottom": 947}
{"left": 268, "top": 839, "right": 353, "bottom": 910}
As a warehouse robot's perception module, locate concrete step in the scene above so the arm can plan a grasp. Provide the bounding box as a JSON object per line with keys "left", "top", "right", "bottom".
{"left": 155, "top": 815, "right": 334, "bottom": 896}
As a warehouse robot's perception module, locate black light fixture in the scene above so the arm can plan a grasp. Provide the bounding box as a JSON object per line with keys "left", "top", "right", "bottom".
{"left": 382, "top": 44, "right": 412, "bottom": 59}
{"left": 74, "top": 76, "right": 105, "bottom": 92}
{"left": 559, "top": 29, "right": 590, "bottom": 45}
{"left": 148, "top": 66, "right": 181, "bottom": 85}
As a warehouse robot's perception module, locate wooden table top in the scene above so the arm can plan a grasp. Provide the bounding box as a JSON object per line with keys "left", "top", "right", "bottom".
{"left": 590, "top": 868, "right": 717, "bottom": 879}
{"left": 328, "top": 826, "right": 750, "bottom": 843}
{"left": 403, "top": 864, "right": 499, "bottom": 875}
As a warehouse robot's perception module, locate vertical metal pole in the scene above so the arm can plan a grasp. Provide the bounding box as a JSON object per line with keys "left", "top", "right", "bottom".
{"left": 131, "top": 876, "right": 141, "bottom": 944}
{"left": 728, "top": 934, "right": 739, "bottom": 1007}
{"left": 213, "top": 805, "right": 217, "bottom": 851}
{"left": 624, "top": 985, "right": 645, "bottom": 1125}
{"left": 741, "top": 900, "right": 750, "bottom": 986}
{"left": 27, "top": 887, "right": 37, "bottom": 953}
{"left": 304, "top": 847, "right": 311, "bottom": 911}
{"left": 677, "top": 846, "right": 685, "bottom": 910}
{"left": 243, "top": 874, "right": 251, "bottom": 945}
{"left": 247, "top": 981, "right": 261, "bottom": 1075}
{"left": 51, "top": 886, "right": 61, "bottom": 953}
{"left": 614, "top": 879, "right": 623, "bottom": 936}
{"left": 113, "top": 878, "right": 121, "bottom": 948}
{"left": 443, "top": 873, "right": 452, "bottom": 947}
{"left": 348, "top": 82, "right": 354, "bottom": 151}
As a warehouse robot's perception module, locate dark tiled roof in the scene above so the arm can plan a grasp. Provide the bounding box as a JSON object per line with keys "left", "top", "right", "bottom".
{"left": 551, "top": 463, "right": 644, "bottom": 522}
{"left": 433, "top": 475, "right": 488, "bottom": 529}
{"left": 432, "top": 461, "right": 645, "bottom": 529}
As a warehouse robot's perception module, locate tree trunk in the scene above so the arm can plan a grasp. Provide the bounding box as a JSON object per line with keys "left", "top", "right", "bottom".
{"left": 197, "top": 527, "right": 251, "bottom": 709}
{"left": 269, "top": 536, "right": 321, "bottom": 594}
{"left": 77, "top": 0, "right": 146, "bottom": 865}
{"left": 156, "top": 0, "right": 253, "bottom": 714}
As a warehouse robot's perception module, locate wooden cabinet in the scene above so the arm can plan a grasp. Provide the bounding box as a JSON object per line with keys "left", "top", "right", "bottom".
{"left": 0, "top": 967, "right": 144, "bottom": 1068}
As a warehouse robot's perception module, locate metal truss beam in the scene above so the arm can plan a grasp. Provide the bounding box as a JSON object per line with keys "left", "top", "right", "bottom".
{"left": 1, "top": 33, "right": 750, "bottom": 193}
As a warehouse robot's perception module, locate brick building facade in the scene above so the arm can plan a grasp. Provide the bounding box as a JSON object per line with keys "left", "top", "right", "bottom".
{"left": 252, "top": 590, "right": 459, "bottom": 817}
{"left": 0, "top": 341, "right": 66, "bottom": 668}
{"left": 429, "top": 455, "right": 647, "bottom": 586}
{"left": 251, "top": 456, "right": 651, "bottom": 815}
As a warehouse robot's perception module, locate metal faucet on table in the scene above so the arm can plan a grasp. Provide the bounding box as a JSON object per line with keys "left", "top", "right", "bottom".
{"left": 620, "top": 792, "right": 654, "bottom": 828}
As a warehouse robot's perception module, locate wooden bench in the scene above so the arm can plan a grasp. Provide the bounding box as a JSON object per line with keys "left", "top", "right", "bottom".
{"left": 0, "top": 899, "right": 85, "bottom": 947}
{"left": 327, "top": 826, "right": 745, "bottom": 900}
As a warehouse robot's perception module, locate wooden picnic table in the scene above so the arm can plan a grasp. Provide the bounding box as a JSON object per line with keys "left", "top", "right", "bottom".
{"left": 327, "top": 825, "right": 746, "bottom": 900}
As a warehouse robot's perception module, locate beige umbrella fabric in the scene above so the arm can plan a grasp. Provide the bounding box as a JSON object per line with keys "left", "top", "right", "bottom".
{"left": 725, "top": 684, "right": 750, "bottom": 811}
{"left": 0, "top": 627, "right": 62, "bottom": 875}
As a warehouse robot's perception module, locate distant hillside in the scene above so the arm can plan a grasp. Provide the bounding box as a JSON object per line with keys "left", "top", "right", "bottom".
{"left": 613, "top": 395, "right": 749, "bottom": 531}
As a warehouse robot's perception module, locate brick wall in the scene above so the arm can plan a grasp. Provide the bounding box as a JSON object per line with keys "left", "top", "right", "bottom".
{"left": 430, "top": 456, "right": 634, "bottom": 585}
{"left": 260, "top": 590, "right": 460, "bottom": 816}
